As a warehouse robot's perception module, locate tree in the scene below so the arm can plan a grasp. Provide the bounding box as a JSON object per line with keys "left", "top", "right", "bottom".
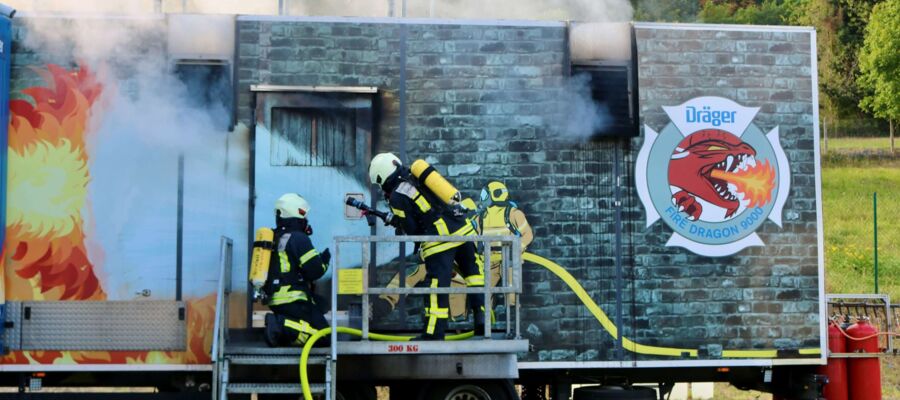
{"left": 632, "top": 0, "right": 702, "bottom": 22}
{"left": 697, "top": 1, "right": 740, "bottom": 22}
{"left": 698, "top": 0, "right": 799, "bottom": 25}
{"left": 817, "top": 0, "right": 880, "bottom": 121}
{"left": 858, "top": 0, "right": 900, "bottom": 150}
{"left": 781, "top": 0, "right": 883, "bottom": 137}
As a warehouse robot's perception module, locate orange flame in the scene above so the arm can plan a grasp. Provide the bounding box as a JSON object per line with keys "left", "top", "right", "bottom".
{"left": 710, "top": 160, "right": 776, "bottom": 208}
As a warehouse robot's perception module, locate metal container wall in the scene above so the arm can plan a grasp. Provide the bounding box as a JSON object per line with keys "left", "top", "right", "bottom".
{"left": 0, "top": 7, "right": 10, "bottom": 263}
{"left": 0, "top": 5, "right": 12, "bottom": 351}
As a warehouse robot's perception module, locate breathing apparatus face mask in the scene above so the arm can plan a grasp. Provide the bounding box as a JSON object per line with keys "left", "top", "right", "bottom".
{"left": 298, "top": 218, "right": 313, "bottom": 236}
{"left": 276, "top": 211, "right": 313, "bottom": 236}
{"left": 379, "top": 167, "right": 404, "bottom": 201}
{"left": 479, "top": 188, "right": 492, "bottom": 208}
{"left": 480, "top": 186, "right": 510, "bottom": 209}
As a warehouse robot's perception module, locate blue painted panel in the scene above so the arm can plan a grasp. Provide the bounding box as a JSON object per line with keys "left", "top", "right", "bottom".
{"left": 0, "top": 11, "right": 10, "bottom": 263}
{"left": 0, "top": 9, "right": 12, "bottom": 350}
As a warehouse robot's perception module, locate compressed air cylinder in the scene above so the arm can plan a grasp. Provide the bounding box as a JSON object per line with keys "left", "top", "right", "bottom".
{"left": 249, "top": 228, "right": 274, "bottom": 289}
{"left": 817, "top": 321, "right": 848, "bottom": 400}
{"left": 846, "top": 319, "right": 880, "bottom": 400}
{"left": 410, "top": 159, "right": 461, "bottom": 205}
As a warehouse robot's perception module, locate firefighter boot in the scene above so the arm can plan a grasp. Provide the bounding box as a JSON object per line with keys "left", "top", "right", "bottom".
{"left": 372, "top": 297, "right": 394, "bottom": 319}
{"left": 473, "top": 307, "right": 490, "bottom": 337}
{"left": 264, "top": 313, "right": 282, "bottom": 347}
{"left": 414, "top": 318, "right": 447, "bottom": 341}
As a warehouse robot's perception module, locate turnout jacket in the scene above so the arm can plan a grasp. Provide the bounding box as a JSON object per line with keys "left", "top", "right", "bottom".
{"left": 265, "top": 219, "right": 329, "bottom": 306}
{"left": 387, "top": 173, "right": 475, "bottom": 259}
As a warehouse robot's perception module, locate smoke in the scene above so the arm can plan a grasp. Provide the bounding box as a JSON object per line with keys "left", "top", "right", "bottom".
{"left": 274, "top": 0, "right": 634, "bottom": 21}
{"left": 20, "top": 15, "right": 247, "bottom": 299}
{"left": 562, "top": 22, "right": 634, "bottom": 139}
{"left": 564, "top": 73, "right": 613, "bottom": 138}
{"left": 11, "top": 0, "right": 634, "bottom": 295}
{"left": 13, "top": 0, "right": 633, "bottom": 21}
{"left": 400, "top": 0, "right": 632, "bottom": 21}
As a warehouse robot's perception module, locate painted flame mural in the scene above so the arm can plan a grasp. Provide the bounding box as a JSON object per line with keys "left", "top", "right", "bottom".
{"left": 6, "top": 64, "right": 103, "bottom": 301}
{"left": 708, "top": 159, "right": 776, "bottom": 208}
{"left": 1, "top": 64, "right": 216, "bottom": 365}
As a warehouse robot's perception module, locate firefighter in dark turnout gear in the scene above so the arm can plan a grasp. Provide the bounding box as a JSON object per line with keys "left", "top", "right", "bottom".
{"left": 263, "top": 193, "right": 331, "bottom": 347}
{"left": 368, "top": 153, "right": 485, "bottom": 340}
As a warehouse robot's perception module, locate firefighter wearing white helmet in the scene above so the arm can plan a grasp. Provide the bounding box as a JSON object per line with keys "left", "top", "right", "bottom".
{"left": 262, "top": 193, "right": 332, "bottom": 347}
{"left": 369, "top": 152, "right": 403, "bottom": 187}
{"left": 368, "top": 153, "right": 486, "bottom": 340}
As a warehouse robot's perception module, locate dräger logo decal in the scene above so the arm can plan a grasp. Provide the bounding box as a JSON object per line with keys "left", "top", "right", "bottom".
{"left": 685, "top": 106, "right": 737, "bottom": 126}
{"left": 636, "top": 96, "right": 791, "bottom": 257}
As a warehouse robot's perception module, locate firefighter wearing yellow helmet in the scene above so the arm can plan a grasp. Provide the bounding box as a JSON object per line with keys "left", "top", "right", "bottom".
{"left": 261, "top": 193, "right": 332, "bottom": 347}
{"left": 369, "top": 153, "right": 485, "bottom": 340}
{"left": 477, "top": 181, "right": 533, "bottom": 302}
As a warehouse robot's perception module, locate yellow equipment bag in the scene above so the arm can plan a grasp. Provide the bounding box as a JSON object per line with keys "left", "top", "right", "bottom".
{"left": 410, "top": 159, "right": 462, "bottom": 205}
{"left": 249, "top": 227, "right": 274, "bottom": 290}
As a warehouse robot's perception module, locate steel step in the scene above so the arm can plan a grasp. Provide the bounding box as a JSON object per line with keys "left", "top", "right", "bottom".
{"left": 226, "top": 382, "right": 325, "bottom": 394}
{"left": 227, "top": 354, "right": 327, "bottom": 365}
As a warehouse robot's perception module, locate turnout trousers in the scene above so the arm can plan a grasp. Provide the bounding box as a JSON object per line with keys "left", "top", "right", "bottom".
{"left": 422, "top": 242, "right": 485, "bottom": 339}
{"left": 267, "top": 299, "right": 330, "bottom": 346}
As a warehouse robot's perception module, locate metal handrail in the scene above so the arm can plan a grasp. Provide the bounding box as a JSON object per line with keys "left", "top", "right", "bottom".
{"left": 826, "top": 293, "right": 893, "bottom": 354}
{"left": 326, "top": 234, "right": 523, "bottom": 400}
{"left": 330, "top": 234, "right": 522, "bottom": 347}
{"left": 212, "top": 236, "right": 233, "bottom": 400}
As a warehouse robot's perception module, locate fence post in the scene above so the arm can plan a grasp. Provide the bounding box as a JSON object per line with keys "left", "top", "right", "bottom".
{"left": 823, "top": 119, "right": 828, "bottom": 154}
{"left": 874, "top": 192, "right": 879, "bottom": 294}
{"left": 890, "top": 119, "right": 894, "bottom": 154}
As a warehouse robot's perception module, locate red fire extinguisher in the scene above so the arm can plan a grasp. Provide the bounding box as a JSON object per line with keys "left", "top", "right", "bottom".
{"left": 846, "top": 318, "right": 880, "bottom": 400}
{"left": 818, "top": 319, "right": 848, "bottom": 400}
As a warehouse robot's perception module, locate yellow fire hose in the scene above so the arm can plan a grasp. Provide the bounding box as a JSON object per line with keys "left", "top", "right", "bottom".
{"left": 297, "top": 252, "right": 821, "bottom": 398}
{"left": 522, "top": 252, "right": 820, "bottom": 358}
{"left": 299, "top": 327, "right": 473, "bottom": 400}
{"left": 522, "top": 252, "right": 697, "bottom": 357}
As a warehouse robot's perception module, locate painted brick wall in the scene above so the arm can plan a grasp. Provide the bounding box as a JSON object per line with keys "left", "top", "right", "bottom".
{"left": 4, "top": 17, "right": 823, "bottom": 364}
{"left": 236, "top": 20, "right": 821, "bottom": 363}
{"left": 236, "top": 19, "right": 628, "bottom": 362}
{"left": 629, "top": 26, "right": 819, "bottom": 356}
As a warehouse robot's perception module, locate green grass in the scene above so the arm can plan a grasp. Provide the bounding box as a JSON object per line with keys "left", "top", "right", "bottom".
{"left": 714, "top": 358, "right": 900, "bottom": 398}
{"left": 823, "top": 136, "right": 896, "bottom": 151}
{"left": 822, "top": 148, "right": 900, "bottom": 301}
{"left": 821, "top": 138, "right": 900, "bottom": 400}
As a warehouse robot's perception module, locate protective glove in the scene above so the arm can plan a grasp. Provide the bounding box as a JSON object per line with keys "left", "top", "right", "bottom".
{"left": 320, "top": 248, "right": 331, "bottom": 266}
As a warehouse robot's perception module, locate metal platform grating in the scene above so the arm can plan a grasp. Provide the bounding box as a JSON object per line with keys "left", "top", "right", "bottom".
{"left": 226, "top": 382, "right": 325, "bottom": 394}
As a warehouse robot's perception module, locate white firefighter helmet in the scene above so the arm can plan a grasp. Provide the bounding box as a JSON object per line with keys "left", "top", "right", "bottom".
{"left": 275, "top": 193, "right": 311, "bottom": 219}
{"left": 369, "top": 152, "right": 402, "bottom": 187}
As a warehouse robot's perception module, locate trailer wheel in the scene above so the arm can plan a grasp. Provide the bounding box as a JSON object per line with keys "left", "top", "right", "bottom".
{"left": 424, "top": 380, "right": 517, "bottom": 400}
{"left": 572, "top": 386, "right": 656, "bottom": 400}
